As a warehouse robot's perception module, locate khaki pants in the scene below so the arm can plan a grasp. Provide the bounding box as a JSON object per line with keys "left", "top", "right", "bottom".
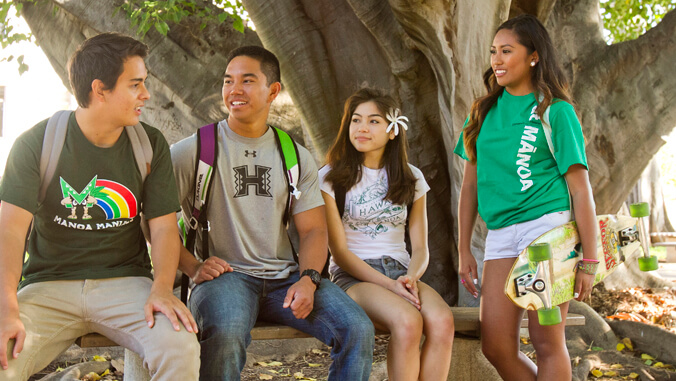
{"left": 1, "top": 277, "right": 199, "bottom": 381}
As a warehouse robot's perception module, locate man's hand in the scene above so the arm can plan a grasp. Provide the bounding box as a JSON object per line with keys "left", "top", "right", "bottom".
{"left": 0, "top": 313, "right": 25, "bottom": 370}
{"left": 144, "top": 289, "right": 198, "bottom": 333}
{"left": 283, "top": 276, "right": 316, "bottom": 319}
{"left": 389, "top": 276, "right": 421, "bottom": 310}
{"left": 191, "top": 257, "right": 233, "bottom": 285}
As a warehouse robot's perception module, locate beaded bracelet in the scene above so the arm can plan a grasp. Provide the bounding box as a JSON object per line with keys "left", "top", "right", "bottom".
{"left": 582, "top": 258, "right": 599, "bottom": 263}
{"left": 575, "top": 260, "right": 598, "bottom": 275}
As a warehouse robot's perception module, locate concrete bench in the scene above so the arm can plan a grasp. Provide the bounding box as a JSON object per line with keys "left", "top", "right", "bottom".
{"left": 74, "top": 307, "right": 584, "bottom": 380}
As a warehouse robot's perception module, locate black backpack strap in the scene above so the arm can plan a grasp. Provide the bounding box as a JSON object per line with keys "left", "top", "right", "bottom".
{"left": 181, "top": 123, "right": 218, "bottom": 303}
{"left": 334, "top": 184, "right": 346, "bottom": 220}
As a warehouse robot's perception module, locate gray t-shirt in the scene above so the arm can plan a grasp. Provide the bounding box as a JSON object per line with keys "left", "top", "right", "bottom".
{"left": 171, "top": 120, "right": 324, "bottom": 279}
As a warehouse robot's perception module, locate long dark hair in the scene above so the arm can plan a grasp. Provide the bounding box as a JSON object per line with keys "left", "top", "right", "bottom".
{"left": 325, "top": 87, "right": 416, "bottom": 206}
{"left": 463, "top": 14, "right": 573, "bottom": 162}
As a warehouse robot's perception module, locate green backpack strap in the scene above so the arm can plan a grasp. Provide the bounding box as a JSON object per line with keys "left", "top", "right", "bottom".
{"left": 271, "top": 126, "right": 301, "bottom": 226}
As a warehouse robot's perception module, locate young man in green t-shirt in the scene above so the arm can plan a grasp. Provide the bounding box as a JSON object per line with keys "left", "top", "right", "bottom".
{"left": 0, "top": 33, "right": 199, "bottom": 380}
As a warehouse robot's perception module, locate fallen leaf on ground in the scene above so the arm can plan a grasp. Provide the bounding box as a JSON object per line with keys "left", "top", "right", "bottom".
{"left": 92, "top": 355, "right": 107, "bottom": 362}
{"left": 621, "top": 337, "right": 634, "bottom": 351}
{"left": 610, "top": 364, "right": 623, "bottom": 369}
{"left": 259, "top": 374, "right": 273, "bottom": 380}
{"left": 590, "top": 369, "right": 603, "bottom": 377}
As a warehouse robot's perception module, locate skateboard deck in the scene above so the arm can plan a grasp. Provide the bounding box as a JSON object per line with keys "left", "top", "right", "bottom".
{"left": 505, "top": 214, "right": 642, "bottom": 312}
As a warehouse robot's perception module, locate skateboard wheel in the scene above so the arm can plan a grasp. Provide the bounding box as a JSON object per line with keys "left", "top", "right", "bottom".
{"left": 537, "top": 306, "right": 562, "bottom": 326}
{"left": 527, "top": 243, "right": 552, "bottom": 262}
{"left": 629, "top": 202, "right": 650, "bottom": 218}
{"left": 638, "top": 256, "right": 659, "bottom": 271}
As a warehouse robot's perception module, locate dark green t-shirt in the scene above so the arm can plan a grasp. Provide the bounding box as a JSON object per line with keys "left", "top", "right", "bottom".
{"left": 454, "top": 91, "right": 587, "bottom": 229}
{"left": 0, "top": 113, "right": 180, "bottom": 288}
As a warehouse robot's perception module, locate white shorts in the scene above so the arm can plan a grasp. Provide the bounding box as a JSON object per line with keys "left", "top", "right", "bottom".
{"left": 484, "top": 210, "right": 571, "bottom": 261}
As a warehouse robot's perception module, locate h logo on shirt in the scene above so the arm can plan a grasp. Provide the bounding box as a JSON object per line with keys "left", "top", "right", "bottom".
{"left": 233, "top": 165, "right": 272, "bottom": 197}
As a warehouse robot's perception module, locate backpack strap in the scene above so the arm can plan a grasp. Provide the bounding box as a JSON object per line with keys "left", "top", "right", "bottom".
{"left": 334, "top": 184, "right": 346, "bottom": 219}
{"left": 40, "top": 111, "right": 153, "bottom": 203}
{"left": 39, "top": 110, "right": 71, "bottom": 203}
{"left": 271, "top": 127, "right": 301, "bottom": 227}
{"left": 126, "top": 123, "right": 153, "bottom": 180}
{"left": 180, "top": 123, "right": 218, "bottom": 303}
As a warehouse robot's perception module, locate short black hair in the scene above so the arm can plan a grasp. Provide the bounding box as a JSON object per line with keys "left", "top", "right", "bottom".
{"left": 225, "top": 45, "right": 280, "bottom": 85}
{"left": 68, "top": 33, "right": 149, "bottom": 108}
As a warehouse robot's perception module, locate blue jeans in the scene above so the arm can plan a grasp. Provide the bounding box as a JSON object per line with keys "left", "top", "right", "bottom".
{"left": 189, "top": 271, "right": 374, "bottom": 381}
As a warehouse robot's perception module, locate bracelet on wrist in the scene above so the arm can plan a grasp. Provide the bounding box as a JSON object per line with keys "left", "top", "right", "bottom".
{"left": 582, "top": 258, "right": 599, "bottom": 263}
{"left": 575, "top": 260, "right": 598, "bottom": 275}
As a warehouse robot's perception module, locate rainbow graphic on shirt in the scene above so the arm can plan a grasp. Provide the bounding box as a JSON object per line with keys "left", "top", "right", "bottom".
{"left": 93, "top": 179, "right": 139, "bottom": 219}
{"left": 59, "top": 176, "right": 138, "bottom": 220}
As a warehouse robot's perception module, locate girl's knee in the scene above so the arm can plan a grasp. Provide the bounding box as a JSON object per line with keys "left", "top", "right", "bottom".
{"left": 425, "top": 308, "right": 455, "bottom": 344}
{"left": 391, "top": 312, "right": 423, "bottom": 345}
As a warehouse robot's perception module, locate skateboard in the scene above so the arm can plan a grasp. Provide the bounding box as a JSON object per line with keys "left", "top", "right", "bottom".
{"left": 505, "top": 202, "right": 658, "bottom": 326}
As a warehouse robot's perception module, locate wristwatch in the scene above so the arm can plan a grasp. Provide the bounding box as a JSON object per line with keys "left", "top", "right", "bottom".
{"left": 301, "top": 269, "right": 321, "bottom": 288}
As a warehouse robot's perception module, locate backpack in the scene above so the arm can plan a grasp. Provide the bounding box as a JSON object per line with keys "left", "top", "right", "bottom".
{"left": 38, "top": 110, "right": 153, "bottom": 237}
{"left": 179, "top": 123, "right": 302, "bottom": 302}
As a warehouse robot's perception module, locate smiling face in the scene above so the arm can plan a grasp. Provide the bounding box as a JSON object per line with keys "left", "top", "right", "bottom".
{"left": 491, "top": 28, "right": 538, "bottom": 96}
{"left": 349, "top": 101, "right": 395, "bottom": 167}
{"left": 102, "top": 55, "right": 150, "bottom": 127}
{"left": 222, "top": 55, "right": 280, "bottom": 135}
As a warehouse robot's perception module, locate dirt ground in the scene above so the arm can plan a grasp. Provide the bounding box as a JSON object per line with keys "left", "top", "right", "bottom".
{"left": 30, "top": 284, "right": 676, "bottom": 381}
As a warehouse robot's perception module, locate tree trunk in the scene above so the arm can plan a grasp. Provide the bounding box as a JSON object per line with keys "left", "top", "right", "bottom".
{"left": 18, "top": 0, "right": 676, "bottom": 305}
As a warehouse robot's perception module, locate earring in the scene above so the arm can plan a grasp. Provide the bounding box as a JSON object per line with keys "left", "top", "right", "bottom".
{"left": 530, "top": 61, "right": 536, "bottom": 67}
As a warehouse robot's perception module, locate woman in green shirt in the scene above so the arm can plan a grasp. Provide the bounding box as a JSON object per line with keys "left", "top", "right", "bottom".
{"left": 455, "top": 14, "right": 597, "bottom": 381}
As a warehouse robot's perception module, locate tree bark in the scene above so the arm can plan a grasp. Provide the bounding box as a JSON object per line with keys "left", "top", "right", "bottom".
{"left": 18, "top": 0, "right": 676, "bottom": 305}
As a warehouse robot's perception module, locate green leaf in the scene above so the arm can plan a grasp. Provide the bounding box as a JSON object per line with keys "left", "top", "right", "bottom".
{"left": 232, "top": 16, "right": 243, "bottom": 33}
{"left": 218, "top": 12, "right": 229, "bottom": 23}
{"left": 18, "top": 62, "right": 29, "bottom": 75}
{"left": 154, "top": 21, "right": 169, "bottom": 35}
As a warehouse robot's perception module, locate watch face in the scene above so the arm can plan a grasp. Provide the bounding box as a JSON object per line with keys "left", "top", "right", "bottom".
{"left": 303, "top": 270, "right": 321, "bottom": 286}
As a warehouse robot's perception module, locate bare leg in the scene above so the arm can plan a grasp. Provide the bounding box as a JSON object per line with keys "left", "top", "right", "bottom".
{"left": 527, "top": 302, "right": 571, "bottom": 380}
{"left": 348, "top": 282, "right": 422, "bottom": 381}
{"left": 480, "top": 258, "right": 537, "bottom": 381}
{"left": 417, "top": 281, "right": 454, "bottom": 381}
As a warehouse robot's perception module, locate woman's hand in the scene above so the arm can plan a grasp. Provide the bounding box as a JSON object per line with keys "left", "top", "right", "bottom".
{"left": 458, "top": 250, "right": 479, "bottom": 298}
{"left": 388, "top": 276, "right": 421, "bottom": 310}
{"left": 573, "top": 270, "right": 594, "bottom": 301}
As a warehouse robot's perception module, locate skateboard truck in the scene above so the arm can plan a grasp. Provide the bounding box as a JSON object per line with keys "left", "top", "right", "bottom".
{"left": 514, "top": 261, "right": 553, "bottom": 311}
{"left": 619, "top": 227, "right": 638, "bottom": 247}
{"left": 629, "top": 202, "right": 659, "bottom": 271}
{"left": 515, "top": 243, "right": 562, "bottom": 325}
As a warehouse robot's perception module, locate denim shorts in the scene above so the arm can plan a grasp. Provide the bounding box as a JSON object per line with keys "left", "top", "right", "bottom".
{"left": 484, "top": 210, "right": 571, "bottom": 261}
{"left": 331, "top": 256, "right": 408, "bottom": 291}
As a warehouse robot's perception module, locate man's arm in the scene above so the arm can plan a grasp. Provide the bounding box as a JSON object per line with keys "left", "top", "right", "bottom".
{"left": 145, "top": 213, "right": 198, "bottom": 333}
{"left": 283, "top": 206, "right": 328, "bottom": 319}
{"left": 0, "top": 202, "right": 33, "bottom": 369}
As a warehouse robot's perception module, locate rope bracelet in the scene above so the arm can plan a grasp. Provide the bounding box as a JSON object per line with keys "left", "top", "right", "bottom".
{"left": 575, "top": 260, "right": 599, "bottom": 275}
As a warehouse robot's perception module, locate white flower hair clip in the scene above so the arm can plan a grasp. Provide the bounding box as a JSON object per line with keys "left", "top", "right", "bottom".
{"left": 385, "top": 108, "right": 409, "bottom": 136}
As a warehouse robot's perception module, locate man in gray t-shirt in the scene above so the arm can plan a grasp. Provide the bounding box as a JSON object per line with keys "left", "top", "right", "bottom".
{"left": 171, "top": 46, "right": 374, "bottom": 381}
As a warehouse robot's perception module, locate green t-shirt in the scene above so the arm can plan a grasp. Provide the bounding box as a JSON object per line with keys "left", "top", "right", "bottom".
{"left": 0, "top": 113, "right": 180, "bottom": 288}
{"left": 454, "top": 91, "right": 587, "bottom": 229}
